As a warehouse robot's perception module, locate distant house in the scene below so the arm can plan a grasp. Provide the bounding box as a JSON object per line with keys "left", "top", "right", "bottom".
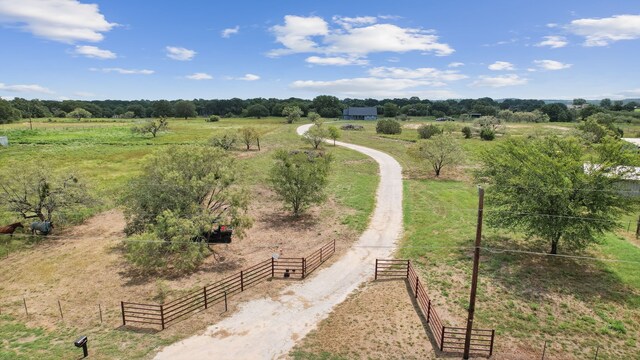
{"left": 342, "top": 107, "right": 378, "bottom": 120}
{"left": 584, "top": 163, "right": 640, "bottom": 196}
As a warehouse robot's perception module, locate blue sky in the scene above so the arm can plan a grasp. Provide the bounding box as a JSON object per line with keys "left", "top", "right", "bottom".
{"left": 0, "top": 0, "right": 639, "bottom": 101}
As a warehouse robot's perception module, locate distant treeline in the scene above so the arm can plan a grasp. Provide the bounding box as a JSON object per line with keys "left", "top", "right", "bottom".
{"left": 1, "top": 95, "right": 638, "bottom": 124}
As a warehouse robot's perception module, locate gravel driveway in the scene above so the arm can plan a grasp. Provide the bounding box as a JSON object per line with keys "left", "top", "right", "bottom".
{"left": 154, "top": 123, "right": 403, "bottom": 360}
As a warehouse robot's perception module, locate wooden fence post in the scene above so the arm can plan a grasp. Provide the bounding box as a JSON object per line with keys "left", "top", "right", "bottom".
{"left": 58, "top": 299, "right": 63, "bottom": 320}
{"left": 240, "top": 271, "right": 244, "bottom": 292}
{"left": 271, "top": 257, "right": 275, "bottom": 278}
{"left": 440, "top": 326, "right": 445, "bottom": 351}
{"left": 375, "top": 259, "right": 378, "bottom": 280}
{"left": 99, "top": 304, "right": 103, "bottom": 324}
{"left": 121, "top": 301, "right": 125, "bottom": 326}
{"left": 489, "top": 329, "right": 495, "bottom": 356}
{"left": 426, "top": 299, "right": 431, "bottom": 323}
{"left": 406, "top": 260, "right": 410, "bottom": 278}
{"left": 636, "top": 215, "right": 639, "bottom": 238}
{"left": 203, "top": 286, "right": 208, "bottom": 309}
{"left": 23, "top": 298, "right": 28, "bottom": 317}
{"left": 415, "top": 277, "right": 420, "bottom": 298}
{"left": 302, "top": 258, "right": 306, "bottom": 279}
{"left": 333, "top": 239, "right": 335, "bottom": 253}
{"left": 542, "top": 340, "right": 548, "bottom": 360}
{"left": 320, "top": 247, "right": 323, "bottom": 263}
{"left": 160, "top": 305, "right": 165, "bottom": 330}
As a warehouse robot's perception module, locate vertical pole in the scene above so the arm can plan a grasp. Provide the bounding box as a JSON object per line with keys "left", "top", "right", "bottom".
{"left": 375, "top": 259, "right": 378, "bottom": 280}
{"left": 99, "top": 304, "right": 103, "bottom": 324}
{"left": 426, "top": 299, "right": 431, "bottom": 323}
{"left": 271, "top": 257, "right": 275, "bottom": 278}
{"left": 415, "top": 277, "right": 420, "bottom": 298}
{"left": 594, "top": 346, "right": 599, "bottom": 360}
{"left": 224, "top": 291, "right": 228, "bottom": 312}
{"left": 23, "top": 298, "right": 28, "bottom": 317}
{"left": 541, "top": 341, "right": 547, "bottom": 360}
{"left": 160, "top": 305, "right": 165, "bottom": 330}
{"left": 440, "top": 327, "right": 445, "bottom": 351}
{"left": 302, "top": 258, "right": 306, "bottom": 279}
{"left": 635, "top": 215, "right": 639, "bottom": 238}
{"left": 406, "top": 260, "right": 410, "bottom": 278}
{"left": 121, "top": 302, "right": 125, "bottom": 326}
{"left": 240, "top": 271, "right": 244, "bottom": 292}
{"left": 203, "top": 286, "right": 208, "bottom": 309}
{"left": 320, "top": 247, "right": 323, "bottom": 263}
{"left": 333, "top": 239, "right": 335, "bottom": 253}
{"left": 58, "top": 299, "right": 63, "bottom": 320}
{"left": 463, "top": 187, "right": 484, "bottom": 360}
{"left": 489, "top": 329, "right": 495, "bottom": 356}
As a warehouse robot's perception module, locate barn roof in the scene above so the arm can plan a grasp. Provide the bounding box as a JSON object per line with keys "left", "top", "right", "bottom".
{"left": 343, "top": 107, "right": 377, "bottom": 116}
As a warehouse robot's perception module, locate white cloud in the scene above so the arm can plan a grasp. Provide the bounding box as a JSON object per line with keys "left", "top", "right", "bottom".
{"left": 617, "top": 89, "right": 640, "bottom": 98}
{"left": 534, "top": 59, "right": 572, "bottom": 70}
{"left": 290, "top": 77, "right": 456, "bottom": 99}
{"left": 268, "top": 15, "right": 329, "bottom": 56}
{"left": 237, "top": 74, "right": 260, "bottom": 81}
{"left": 448, "top": 62, "right": 464, "bottom": 68}
{"left": 471, "top": 74, "right": 528, "bottom": 87}
{"left": 0, "top": 0, "right": 116, "bottom": 43}
{"left": 165, "top": 46, "right": 196, "bottom": 61}
{"left": 305, "top": 56, "right": 368, "bottom": 66}
{"left": 488, "top": 61, "right": 515, "bottom": 71}
{"left": 90, "top": 67, "right": 154, "bottom": 75}
{"left": 186, "top": 72, "right": 213, "bottom": 80}
{"left": 268, "top": 15, "right": 453, "bottom": 58}
{"left": 332, "top": 15, "right": 377, "bottom": 29}
{"left": 568, "top": 14, "right": 640, "bottom": 46}
{"left": 221, "top": 26, "right": 239, "bottom": 38}
{"left": 1, "top": 96, "right": 14, "bottom": 100}
{"left": 546, "top": 23, "right": 559, "bottom": 28}
{"left": 0, "top": 82, "right": 53, "bottom": 94}
{"left": 367, "top": 66, "right": 467, "bottom": 83}
{"left": 74, "top": 45, "right": 116, "bottom": 59}
{"left": 535, "top": 35, "right": 568, "bottom": 48}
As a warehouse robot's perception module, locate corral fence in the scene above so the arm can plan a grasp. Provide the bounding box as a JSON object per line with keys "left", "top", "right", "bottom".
{"left": 375, "top": 259, "right": 495, "bottom": 357}
{"left": 121, "top": 240, "right": 335, "bottom": 330}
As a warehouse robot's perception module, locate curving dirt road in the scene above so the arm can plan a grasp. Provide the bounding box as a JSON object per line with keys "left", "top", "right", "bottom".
{"left": 154, "top": 123, "right": 403, "bottom": 360}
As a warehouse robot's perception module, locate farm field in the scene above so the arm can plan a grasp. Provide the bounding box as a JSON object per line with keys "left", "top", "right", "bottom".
{"left": 0, "top": 117, "right": 378, "bottom": 359}
{"left": 293, "top": 119, "right": 640, "bottom": 360}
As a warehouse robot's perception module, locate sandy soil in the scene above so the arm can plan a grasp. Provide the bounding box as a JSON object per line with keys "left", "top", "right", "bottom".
{"left": 0, "top": 186, "right": 359, "bottom": 331}
{"left": 153, "top": 124, "right": 403, "bottom": 360}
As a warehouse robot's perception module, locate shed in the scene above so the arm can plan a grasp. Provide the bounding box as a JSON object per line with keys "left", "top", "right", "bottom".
{"left": 0, "top": 136, "right": 7, "bottom": 147}
{"left": 342, "top": 107, "right": 378, "bottom": 120}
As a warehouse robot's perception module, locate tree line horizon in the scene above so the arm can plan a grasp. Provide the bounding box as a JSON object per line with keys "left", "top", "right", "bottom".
{"left": 1, "top": 95, "right": 639, "bottom": 124}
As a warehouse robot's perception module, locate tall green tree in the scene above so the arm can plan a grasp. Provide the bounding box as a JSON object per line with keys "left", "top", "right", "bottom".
{"left": 476, "top": 136, "right": 639, "bottom": 254}
{"left": 0, "top": 99, "right": 21, "bottom": 124}
{"left": 247, "top": 104, "right": 270, "bottom": 118}
{"left": 67, "top": 107, "right": 92, "bottom": 120}
{"left": 282, "top": 105, "right": 302, "bottom": 124}
{"left": 174, "top": 100, "right": 197, "bottom": 119}
{"left": 383, "top": 102, "right": 399, "bottom": 117}
{"left": 152, "top": 100, "right": 174, "bottom": 117}
{"left": 269, "top": 150, "right": 333, "bottom": 216}
{"left": 541, "top": 103, "right": 572, "bottom": 122}
{"left": 409, "top": 134, "right": 463, "bottom": 177}
{"left": 312, "top": 95, "right": 342, "bottom": 118}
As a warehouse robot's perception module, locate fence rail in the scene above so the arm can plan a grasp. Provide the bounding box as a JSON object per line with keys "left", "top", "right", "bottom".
{"left": 121, "top": 240, "right": 336, "bottom": 329}
{"left": 375, "top": 259, "right": 495, "bottom": 357}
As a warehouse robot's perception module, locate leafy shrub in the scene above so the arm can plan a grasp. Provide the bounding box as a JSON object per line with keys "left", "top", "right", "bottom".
{"left": 396, "top": 114, "right": 409, "bottom": 121}
{"left": 480, "top": 128, "right": 495, "bottom": 141}
{"left": 462, "top": 126, "right": 472, "bottom": 139}
{"left": 376, "top": 119, "right": 402, "bottom": 134}
{"left": 341, "top": 124, "right": 363, "bottom": 131}
{"left": 206, "top": 115, "right": 220, "bottom": 122}
{"left": 417, "top": 124, "right": 442, "bottom": 139}
{"left": 210, "top": 132, "right": 238, "bottom": 150}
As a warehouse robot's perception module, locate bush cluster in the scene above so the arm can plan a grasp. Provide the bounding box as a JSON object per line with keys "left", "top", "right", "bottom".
{"left": 376, "top": 119, "right": 402, "bottom": 134}
{"left": 417, "top": 124, "right": 442, "bottom": 139}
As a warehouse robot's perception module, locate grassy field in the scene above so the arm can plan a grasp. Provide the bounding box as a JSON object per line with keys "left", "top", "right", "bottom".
{"left": 0, "top": 117, "right": 378, "bottom": 360}
{"left": 296, "top": 118, "right": 640, "bottom": 359}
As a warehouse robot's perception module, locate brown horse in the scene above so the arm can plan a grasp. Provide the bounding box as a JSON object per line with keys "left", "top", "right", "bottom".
{"left": 0, "top": 222, "right": 24, "bottom": 237}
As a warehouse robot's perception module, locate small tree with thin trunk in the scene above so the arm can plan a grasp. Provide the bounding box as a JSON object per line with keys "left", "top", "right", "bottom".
{"left": 409, "top": 134, "right": 463, "bottom": 177}
{"left": 327, "top": 125, "right": 341, "bottom": 145}
{"left": 283, "top": 106, "right": 302, "bottom": 124}
{"left": 239, "top": 127, "right": 258, "bottom": 150}
{"left": 303, "top": 124, "right": 330, "bottom": 149}
{"left": 132, "top": 117, "right": 168, "bottom": 138}
{"left": 308, "top": 112, "right": 321, "bottom": 123}
{"left": 269, "top": 150, "right": 333, "bottom": 216}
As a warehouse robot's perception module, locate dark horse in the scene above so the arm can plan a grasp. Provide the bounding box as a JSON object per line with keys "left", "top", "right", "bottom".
{"left": 30, "top": 221, "right": 54, "bottom": 235}
{"left": 0, "top": 222, "right": 24, "bottom": 237}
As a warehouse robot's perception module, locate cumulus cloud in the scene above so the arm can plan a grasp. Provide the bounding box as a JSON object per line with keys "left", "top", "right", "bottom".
{"left": 0, "top": 82, "right": 54, "bottom": 94}
{"left": 471, "top": 74, "right": 528, "bottom": 87}
{"left": 73, "top": 91, "right": 95, "bottom": 97}
{"left": 332, "top": 15, "right": 377, "bottom": 29}
{"left": 290, "top": 77, "right": 456, "bottom": 99}
{"left": 165, "top": 46, "right": 196, "bottom": 61}
{"left": 236, "top": 74, "right": 260, "bottom": 81}
{"left": 186, "top": 72, "right": 213, "bottom": 80}
{"left": 568, "top": 14, "right": 640, "bottom": 46}
{"left": 488, "top": 61, "right": 515, "bottom": 71}
{"left": 305, "top": 56, "right": 368, "bottom": 66}
{"left": 268, "top": 15, "right": 453, "bottom": 58}
{"left": 448, "top": 62, "right": 464, "bottom": 68}
{"left": 90, "top": 67, "right": 154, "bottom": 75}
{"left": 221, "top": 26, "right": 239, "bottom": 38}
{"left": 74, "top": 45, "right": 116, "bottom": 59}
{"left": 367, "top": 66, "right": 467, "bottom": 83}
{"left": 534, "top": 59, "right": 572, "bottom": 70}
{"left": 0, "top": 0, "right": 116, "bottom": 43}
{"left": 535, "top": 35, "right": 568, "bottom": 48}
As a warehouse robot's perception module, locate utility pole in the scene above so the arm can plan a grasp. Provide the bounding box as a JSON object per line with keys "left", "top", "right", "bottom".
{"left": 463, "top": 186, "right": 484, "bottom": 359}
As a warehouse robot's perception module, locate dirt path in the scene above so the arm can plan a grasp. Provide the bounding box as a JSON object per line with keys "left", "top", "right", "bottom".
{"left": 154, "top": 124, "right": 403, "bottom": 360}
